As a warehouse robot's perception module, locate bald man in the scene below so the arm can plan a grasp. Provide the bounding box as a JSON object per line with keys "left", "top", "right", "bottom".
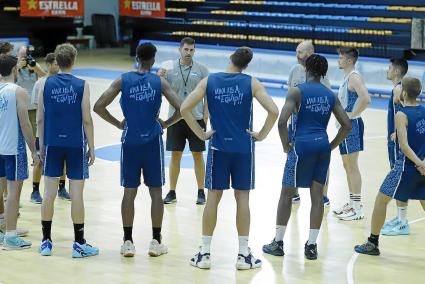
{"left": 287, "top": 40, "right": 331, "bottom": 205}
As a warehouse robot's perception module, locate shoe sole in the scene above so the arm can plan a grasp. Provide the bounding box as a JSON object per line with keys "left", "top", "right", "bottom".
{"left": 122, "top": 251, "right": 135, "bottom": 257}
{"left": 190, "top": 261, "right": 211, "bottom": 269}
{"left": 58, "top": 197, "right": 71, "bottom": 201}
{"left": 72, "top": 252, "right": 99, "bottom": 258}
{"left": 196, "top": 201, "right": 206, "bottom": 205}
{"left": 2, "top": 245, "right": 31, "bottom": 251}
{"left": 148, "top": 250, "right": 167, "bottom": 257}
{"left": 382, "top": 231, "right": 410, "bottom": 236}
{"left": 354, "top": 248, "right": 380, "bottom": 256}
{"left": 236, "top": 264, "right": 262, "bottom": 270}
{"left": 163, "top": 200, "right": 177, "bottom": 204}
{"left": 338, "top": 216, "right": 364, "bottom": 221}
{"left": 305, "top": 255, "right": 318, "bottom": 260}
{"left": 262, "top": 248, "right": 284, "bottom": 256}
{"left": 30, "top": 200, "right": 42, "bottom": 204}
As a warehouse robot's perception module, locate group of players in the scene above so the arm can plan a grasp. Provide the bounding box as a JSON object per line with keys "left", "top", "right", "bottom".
{"left": 0, "top": 37, "right": 424, "bottom": 270}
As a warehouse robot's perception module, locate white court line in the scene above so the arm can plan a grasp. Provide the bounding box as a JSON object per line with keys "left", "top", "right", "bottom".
{"left": 346, "top": 216, "right": 425, "bottom": 284}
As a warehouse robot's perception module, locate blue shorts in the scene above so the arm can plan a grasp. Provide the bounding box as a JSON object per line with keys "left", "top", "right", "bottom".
{"left": 379, "top": 159, "right": 425, "bottom": 202}
{"left": 205, "top": 147, "right": 255, "bottom": 190}
{"left": 339, "top": 118, "right": 364, "bottom": 155}
{"left": 0, "top": 152, "right": 28, "bottom": 181}
{"left": 387, "top": 140, "right": 401, "bottom": 169}
{"left": 120, "top": 135, "right": 165, "bottom": 188}
{"left": 43, "top": 145, "right": 88, "bottom": 180}
{"left": 283, "top": 137, "right": 330, "bottom": 188}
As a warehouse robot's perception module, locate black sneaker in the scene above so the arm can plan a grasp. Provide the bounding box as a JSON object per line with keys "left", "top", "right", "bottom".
{"left": 163, "top": 191, "right": 177, "bottom": 204}
{"left": 304, "top": 242, "right": 318, "bottom": 260}
{"left": 354, "top": 240, "right": 380, "bottom": 256}
{"left": 196, "top": 190, "right": 206, "bottom": 205}
{"left": 262, "top": 239, "right": 284, "bottom": 256}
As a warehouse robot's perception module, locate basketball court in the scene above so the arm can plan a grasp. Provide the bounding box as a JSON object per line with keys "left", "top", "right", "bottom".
{"left": 0, "top": 48, "right": 424, "bottom": 284}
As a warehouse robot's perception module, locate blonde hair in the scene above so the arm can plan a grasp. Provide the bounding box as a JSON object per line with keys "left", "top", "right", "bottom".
{"left": 55, "top": 43, "right": 77, "bottom": 69}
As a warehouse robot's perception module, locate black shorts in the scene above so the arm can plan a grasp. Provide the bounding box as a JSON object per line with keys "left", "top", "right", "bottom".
{"left": 166, "top": 119, "right": 206, "bottom": 152}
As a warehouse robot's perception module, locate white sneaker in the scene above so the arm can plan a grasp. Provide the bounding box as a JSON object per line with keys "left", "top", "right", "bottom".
{"left": 190, "top": 247, "right": 211, "bottom": 269}
{"left": 332, "top": 203, "right": 351, "bottom": 215}
{"left": 236, "top": 248, "right": 262, "bottom": 270}
{"left": 120, "top": 240, "right": 136, "bottom": 257}
{"left": 338, "top": 208, "right": 364, "bottom": 221}
{"left": 0, "top": 219, "right": 28, "bottom": 237}
{"left": 148, "top": 239, "right": 168, "bottom": 257}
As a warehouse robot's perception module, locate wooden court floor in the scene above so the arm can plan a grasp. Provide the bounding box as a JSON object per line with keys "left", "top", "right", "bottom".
{"left": 1, "top": 51, "right": 424, "bottom": 284}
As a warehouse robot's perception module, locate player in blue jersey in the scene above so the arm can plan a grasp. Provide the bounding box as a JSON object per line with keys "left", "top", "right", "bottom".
{"left": 181, "top": 47, "right": 279, "bottom": 270}
{"left": 381, "top": 58, "right": 412, "bottom": 236}
{"left": 0, "top": 54, "right": 39, "bottom": 250}
{"left": 263, "top": 54, "right": 352, "bottom": 260}
{"left": 37, "top": 43, "right": 98, "bottom": 258}
{"left": 94, "top": 43, "right": 182, "bottom": 258}
{"left": 355, "top": 77, "right": 425, "bottom": 256}
{"left": 333, "top": 47, "right": 371, "bottom": 221}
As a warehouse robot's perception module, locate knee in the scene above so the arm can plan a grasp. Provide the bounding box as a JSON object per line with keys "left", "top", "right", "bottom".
{"left": 192, "top": 152, "right": 204, "bottom": 161}
{"left": 207, "top": 191, "right": 222, "bottom": 205}
{"left": 171, "top": 152, "right": 183, "bottom": 162}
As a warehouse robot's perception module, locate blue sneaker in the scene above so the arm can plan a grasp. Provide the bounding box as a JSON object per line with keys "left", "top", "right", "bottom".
{"left": 354, "top": 240, "right": 380, "bottom": 256}
{"left": 30, "top": 191, "right": 43, "bottom": 204}
{"left": 39, "top": 239, "right": 53, "bottom": 256}
{"left": 383, "top": 221, "right": 410, "bottom": 236}
{"left": 190, "top": 248, "right": 211, "bottom": 269}
{"left": 380, "top": 217, "right": 399, "bottom": 235}
{"left": 292, "top": 194, "right": 301, "bottom": 204}
{"left": 2, "top": 235, "right": 32, "bottom": 250}
{"left": 323, "top": 196, "right": 330, "bottom": 207}
{"left": 58, "top": 188, "right": 71, "bottom": 201}
{"left": 262, "top": 239, "right": 284, "bottom": 256}
{"left": 72, "top": 240, "right": 99, "bottom": 258}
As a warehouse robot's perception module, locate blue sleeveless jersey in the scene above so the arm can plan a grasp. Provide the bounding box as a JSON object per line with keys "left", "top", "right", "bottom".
{"left": 387, "top": 82, "right": 402, "bottom": 139}
{"left": 43, "top": 73, "right": 85, "bottom": 147}
{"left": 120, "top": 71, "right": 162, "bottom": 145}
{"left": 398, "top": 105, "right": 425, "bottom": 171}
{"left": 293, "top": 82, "right": 336, "bottom": 140}
{"left": 206, "top": 72, "right": 253, "bottom": 153}
{"left": 344, "top": 89, "right": 358, "bottom": 112}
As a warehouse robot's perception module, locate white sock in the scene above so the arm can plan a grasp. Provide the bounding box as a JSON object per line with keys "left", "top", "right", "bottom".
{"left": 351, "top": 194, "right": 361, "bottom": 211}
{"left": 201, "top": 235, "right": 212, "bottom": 254}
{"left": 5, "top": 230, "right": 17, "bottom": 238}
{"left": 238, "top": 236, "right": 249, "bottom": 256}
{"left": 275, "top": 225, "right": 286, "bottom": 242}
{"left": 307, "top": 229, "right": 320, "bottom": 245}
{"left": 398, "top": 206, "right": 408, "bottom": 224}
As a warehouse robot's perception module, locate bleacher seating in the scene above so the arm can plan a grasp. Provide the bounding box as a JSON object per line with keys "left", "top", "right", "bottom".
{"left": 120, "top": 0, "right": 425, "bottom": 58}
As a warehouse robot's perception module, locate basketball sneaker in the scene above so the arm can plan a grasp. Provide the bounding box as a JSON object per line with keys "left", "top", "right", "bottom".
{"left": 304, "top": 242, "right": 318, "bottom": 260}
{"left": 190, "top": 247, "right": 211, "bottom": 269}
{"left": 380, "top": 216, "right": 399, "bottom": 234}
{"left": 292, "top": 193, "right": 301, "bottom": 204}
{"left": 262, "top": 239, "right": 284, "bottom": 256}
{"left": 332, "top": 202, "right": 351, "bottom": 215}
{"left": 148, "top": 239, "right": 168, "bottom": 257}
{"left": 382, "top": 221, "right": 410, "bottom": 236}
{"left": 236, "top": 248, "right": 262, "bottom": 270}
{"left": 2, "top": 235, "right": 32, "bottom": 250}
{"left": 163, "top": 191, "right": 177, "bottom": 204}
{"left": 72, "top": 240, "right": 99, "bottom": 258}
{"left": 120, "top": 240, "right": 136, "bottom": 257}
{"left": 354, "top": 240, "right": 380, "bottom": 256}
{"left": 39, "top": 239, "right": 53, "bottom": 256}
{"left": 323, "top": 196, "right": 330, "bottom": 207}
{"left": 338, "top": 207, "right": 364, "bottom": 221}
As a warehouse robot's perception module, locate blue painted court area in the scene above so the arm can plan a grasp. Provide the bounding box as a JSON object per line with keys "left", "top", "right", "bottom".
{"left": 96, "top": 143, "right": 206, "bottom": 168}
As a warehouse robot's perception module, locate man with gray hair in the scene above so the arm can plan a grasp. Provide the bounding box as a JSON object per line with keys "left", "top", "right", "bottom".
{"left": 287, "top": 40, "right": 331, "bottom": 206}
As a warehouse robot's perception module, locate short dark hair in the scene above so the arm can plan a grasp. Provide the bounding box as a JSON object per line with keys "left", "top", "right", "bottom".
{"left": 337, "top": 47, "right": 359, "bottom": 64}
{"left": 0, "top": 42, "right": 14, "bottom": 55}
{"left": 306, "top": 54, "right": 328, "bottom": 78}
{"left": 136, "top": 43, "right": 157, "bottom": 62}
{"left": 390, "top": 58, "right": 408, "bottom": 76}
{"left": 0, "top": 54, "right": 18, "bottom": 77}
{"left": 180, "top": 37, "right": 195, "bottom": 47}
{"left": 45, "top": 53, "right": 55, "bottom": 64}
{"left": 55, "top": 43, "right": 77, "bottom": 69}
{"left": 230, "top": 47, "right": 253, "bottom": 69}
{"left": 401, "top": 77, "right": 422, "bottom": 100}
